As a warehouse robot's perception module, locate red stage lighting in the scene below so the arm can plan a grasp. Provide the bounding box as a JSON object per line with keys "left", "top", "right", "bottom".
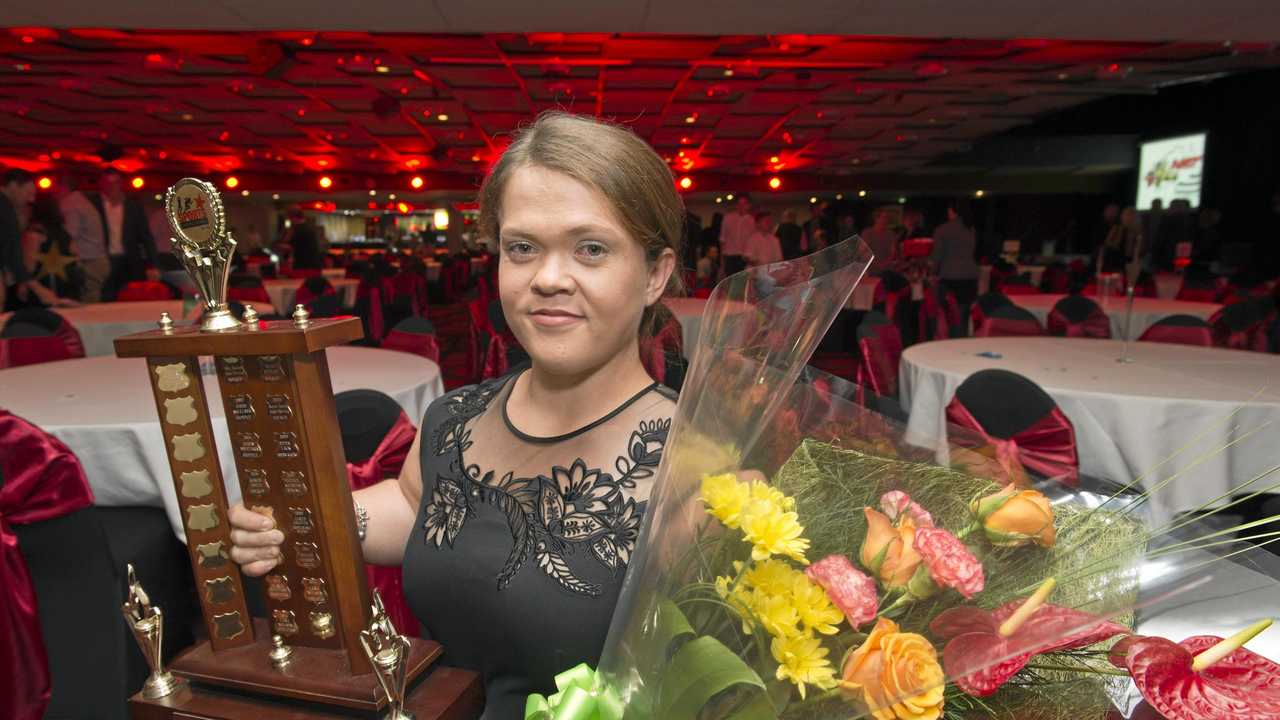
{"left": 768, "top": 176, "right": 782, "bottom": 190}
{"left": 410, "top": 176, "right": 424, "bottom": 189}
{"left": 37, "top": 176, "right": 53, "bottom": 190}
{"left": 224, "top": 176, "right": 239, "bottom": 189}
{"left": 678, "top": 176, "right": 693, "bottom": 190}
{"left": 318, "top": 175, "right": 333, "bottom": 189}
{"left": 131, "top": 176, "right": 145, "bottom": 190}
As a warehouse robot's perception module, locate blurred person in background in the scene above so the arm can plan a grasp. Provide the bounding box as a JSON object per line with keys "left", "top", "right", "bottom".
{"left": 861, "top": 207, "right": 899, "bottom": 273}
{"left": 746, "top": 210, "right": 782, "bottom": 267}
{"left": 59, "top": 172, "right": 110, "bottom": 301}
{"left": 2, "top": 169, "right": 77, "bottom": 310}
{"left": 900, "top": 208, "right": 930, "bottom": 241}
{"left": 90, "top": 167, "right": 157, "bottom": 299}
{"left": 720, "top": 194, "right": 754, "bottom": 276}
{"left": 776, "top": 208, "right": 804, "bottom": 260}
{"left": 930, "top": 200, "right": 979, "bottom": 332}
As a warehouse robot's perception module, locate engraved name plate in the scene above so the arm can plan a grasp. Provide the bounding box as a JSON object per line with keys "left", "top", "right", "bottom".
{"left": 281, "top": 470, "right": 308, "bottom": 496}
{"left": 266, "top": 394, "right": 293, "bottom": 421}
{"left": 294, "top": 542, "right": 320, "bottom": 569}
{"left": 244, "top": 468, "right": 269, "bottom": 497}
{"left": 213, "top": 611, "right": 246, "bottom": 640}
{"left": 266, "top": 574, "right": 292, "bottom": 601}
{"left": 272, "top": 609, "right": 298, "bottom": 636}
{"left": 164, "top": 396, "right": 198, "bottom": 426}
{"left": 171, "top": 432, "right": 205, "bottom": 462}
{"left": 274, "top": 431, "right": 299, "bottom": 458}
{"left": 235, "top": 431, "right": 262, "bottom": 459}
{"left": 220, "top": 356, "right": 247, "bottom": 383}
{"left": 302, "top": 577, "right": 327, "bottom": 605}
{"left": 205, "top": 576, "right": 236, "bottom": 604}
{"left": 179, "top": 469, "right": 213, "bottom": 499}
{"left": 196, "top": 541, "right": 229, "bottom": 569}
{"left": 258, "top": 355, "right": 285, "bottom": 382}
{"left": 154, "top": 362, "right": 190, "bottom": 393}
{"left": 228, "top": 394, "right": 254, "bottom": 422}
{"left": 288, "top": 507, "right": 313, "bottom": 534}
{"left": 187, "top": 504, "right": 220, "bottom": 532}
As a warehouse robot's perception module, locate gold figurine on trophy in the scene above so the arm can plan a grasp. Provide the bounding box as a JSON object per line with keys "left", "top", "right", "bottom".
{"left": 360, "top": 590, "right": 415, "bottom": 720}
{"left": 164, "top": 177, "right": 240, "bottom": 332}
{"left": 121, "top": 564, "right": 182, "bottom": 699}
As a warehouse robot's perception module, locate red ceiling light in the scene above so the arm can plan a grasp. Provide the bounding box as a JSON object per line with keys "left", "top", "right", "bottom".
{"left": 37, "top": 176, "right": 53, "bottom": 190}
{"left": 224, "top": 176, "right": 239, "bottom": 189}
{"left": 396, "top": 202, "right": 411, "bottom": 214}
{"left": 410, "top": 176, "right": 424, "bottom": 189}
{"left": 318, "top": 175, "right": 333, "bottom": 189}
{"left": 130, "top": 176, "right": 145, "bottom": 190}
{"left": 21, "top": 35, "right": 35, "bottom": 44}
{"left": 678, "top": 176, "right": 693, "bottom": 190}
{"left": 768, "top": 176, "right": 782, "bottom": 190}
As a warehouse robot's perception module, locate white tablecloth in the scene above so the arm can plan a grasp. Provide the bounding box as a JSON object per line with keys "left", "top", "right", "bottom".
{"left": 663, "top": 298, "right": 709, "bottom": 352}
{"left": 0, "top": 346, "right": 442, "bottom": 539}
{"left": 1, "top": 300, "right": 273, "bottom": 357}
{"left": 263, "top": 278, "right": 360, "bottom": 315}
{"left": 1007, "top": 294, "right": 1220, "bottom": 340}
{"left": 899, "top": 337, "right": 1280, "bottom": 523}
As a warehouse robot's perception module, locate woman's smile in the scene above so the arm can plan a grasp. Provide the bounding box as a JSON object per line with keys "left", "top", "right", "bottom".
{"left": 528, "top": 307, "right": 585, "bottom": 328}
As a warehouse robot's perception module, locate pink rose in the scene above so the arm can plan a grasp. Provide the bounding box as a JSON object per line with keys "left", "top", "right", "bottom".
{"left": 880, "top": 490, "right": 935, "bottom": 529}
{"left": 913, "top": 527, "right": 985, "bottom": 599}
{"left": 805, "top": 554, "right": 878, "bottom": 629}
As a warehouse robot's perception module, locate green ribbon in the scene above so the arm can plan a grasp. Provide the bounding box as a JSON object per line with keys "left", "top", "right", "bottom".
{"left": 525, "top": 664, "right": 623, "bottom": 720}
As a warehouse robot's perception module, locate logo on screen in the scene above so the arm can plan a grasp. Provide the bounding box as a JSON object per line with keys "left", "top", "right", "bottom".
{"left": 1145, "top": 153, "right": 1203, "bottom": 188}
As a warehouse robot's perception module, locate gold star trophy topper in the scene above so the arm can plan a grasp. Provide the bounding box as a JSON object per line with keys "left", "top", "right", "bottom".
{"left": 165, "top": 178, "right": 240, "bottom": 332}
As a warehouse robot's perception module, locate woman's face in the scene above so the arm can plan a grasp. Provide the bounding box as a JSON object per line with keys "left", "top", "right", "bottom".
{"left": 497, "top": 165, "right": 673, "bottom": 378}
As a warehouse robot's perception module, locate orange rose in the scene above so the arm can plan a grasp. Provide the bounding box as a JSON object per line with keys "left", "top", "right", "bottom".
{"left": 841, "top": 617, "right": 945, "bottom": 720}
{"left": 971, "top": 485, "right": 1056, "bottom": 548}
{"left": 859, "top": 508, "right": 922, "bottom": 589}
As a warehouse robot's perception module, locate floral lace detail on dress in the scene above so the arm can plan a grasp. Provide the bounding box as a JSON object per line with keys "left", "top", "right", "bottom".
{"left": 422, "top": 381, "right": 670, "bottom": 598}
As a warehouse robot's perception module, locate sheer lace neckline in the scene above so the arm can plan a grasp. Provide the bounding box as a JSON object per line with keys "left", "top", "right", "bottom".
{"left": 500, "top": 370, "right": 659, "bottom": 444}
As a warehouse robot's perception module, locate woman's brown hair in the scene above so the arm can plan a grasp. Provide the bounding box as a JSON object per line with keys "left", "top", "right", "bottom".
{"left": 477, "top": 111, "right": 684, "bottom": 335}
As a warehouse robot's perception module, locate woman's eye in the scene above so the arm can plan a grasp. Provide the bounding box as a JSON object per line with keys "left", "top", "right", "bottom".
{"left": 505, "top": 241, "right": 536, "bottom": 258}
{"left": 576, "top": 241, "right": 609, "bottom": 260}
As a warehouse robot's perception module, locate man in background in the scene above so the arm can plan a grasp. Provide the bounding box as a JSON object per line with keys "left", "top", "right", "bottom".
{"left": 745, "top": 211, "right": 782, "bottom": 267}
{"left": 59, "top": 172, "right": 108, "bottom": 302}
{"left": 2, "top": 169, "right": 75, "bottom": 309}
{"left": 90, "top": 167, "right": 156, "bottom": 300}
{"left": 776, "top": 209, "right": 804, "bottom": 260}
{"left": 861, "top": 208, "right": 899, "bottom": 273}
{"left": 719, "top": 194, "right": 754, "bottom": 276}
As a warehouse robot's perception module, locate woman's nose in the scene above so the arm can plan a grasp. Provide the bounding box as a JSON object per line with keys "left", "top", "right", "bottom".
{"left": 530, "top": 253, "right": 575, "bottom": 295}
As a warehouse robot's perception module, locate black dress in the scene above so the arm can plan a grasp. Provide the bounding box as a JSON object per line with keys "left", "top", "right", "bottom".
{"left": 402, "top": 371, "right": 676, "bottom": 719}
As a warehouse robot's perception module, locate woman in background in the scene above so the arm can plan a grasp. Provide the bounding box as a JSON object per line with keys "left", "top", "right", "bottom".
{"left": 929, "top": 200, "right": 979, "bottom": 333}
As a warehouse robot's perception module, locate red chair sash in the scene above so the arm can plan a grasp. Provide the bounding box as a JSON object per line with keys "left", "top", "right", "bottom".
{"left": 856, "top": 336, "right": 897, "bottom": 398}
{"left": 115, "top": 281, "right": 174, "bottom": 301}
{"left": 1046, "top": 308, "right": 1111, "bottom": 338}
{"left": 944, "top": 399, "right": 1079, "bottom": 486}
{"left": 1000, "top": 283, "right": 1041, "bottom": 296}
{"left": 294, "top": 281, "right": 334, "bottom": 306}
{"left": 381, "top": 329, "right": 440, "bottom": 362}
{"left": 54, "top": 319, "right": 84, "bottom": 360}
{"left": 345, "top": 412, "right": 419, "bottom": 637}
{"left": 482, "top": 332, "right": 509, "bottom": 380}
{"left": 356, "top": 284, "right": 385, "bottom": 342}
{"left": 974, "top": 316, "right": 1044, "bottom": 337}
{"left": 0, "top": 411, "right": 95, "bottom": 720}
{"left": 1176, "top": 287, "right": 1216, "bottom": 303}
{"left": 1139, "top": 323, "right": 1213, "bottom": 347}
{"left": 0, "top": 336, "right": 78, "bottom": 369}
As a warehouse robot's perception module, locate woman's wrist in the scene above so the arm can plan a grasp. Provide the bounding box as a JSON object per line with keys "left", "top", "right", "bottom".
{"left": 354, "top": 498, "right": 369, "bottom": 542}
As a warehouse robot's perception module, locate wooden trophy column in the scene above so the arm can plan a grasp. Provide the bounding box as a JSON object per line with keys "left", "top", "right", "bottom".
{"left": 116, "top": 316, "right": 481, "bottom": 719}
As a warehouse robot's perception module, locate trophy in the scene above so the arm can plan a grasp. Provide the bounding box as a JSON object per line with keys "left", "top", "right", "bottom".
{"left": 122, "top": 564, "right": 182, "bottom": 700}
{"left": 115, "top": 178, "right": 482, "bottom": 719}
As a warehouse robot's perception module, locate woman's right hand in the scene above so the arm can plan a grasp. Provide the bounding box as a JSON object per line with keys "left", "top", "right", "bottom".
{"left": 228, "top": 503, "right": 285, "bottom": 576}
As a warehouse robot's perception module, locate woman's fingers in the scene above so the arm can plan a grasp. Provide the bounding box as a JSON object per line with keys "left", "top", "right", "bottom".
{"left": 230, "top": 543, "right": 282, "bottom": 567}
{"left": 229, "top": 527, "right": 285, "bottom": 548}
{"left": 240, "top": 558, "right": 280, "bottom": 578}
{"left": 229, "top": 502, "right": 275, "bottom": 531}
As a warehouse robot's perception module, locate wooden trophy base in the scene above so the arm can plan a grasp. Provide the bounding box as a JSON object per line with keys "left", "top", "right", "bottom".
{"left": 129, "top": 620, "right": 482, "bottom": 719}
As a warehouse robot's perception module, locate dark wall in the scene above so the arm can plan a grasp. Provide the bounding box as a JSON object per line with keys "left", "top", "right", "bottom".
{"left": 1011, "top": 66, "right": 1280, "bottom": 239}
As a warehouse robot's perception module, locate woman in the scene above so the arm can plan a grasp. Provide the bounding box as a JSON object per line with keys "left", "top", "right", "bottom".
{"left": 1099, "top": 206, "right": 1142, "bottom": 276}
{"left": 3, "top": 194, "right": 78, "bottom": 311}
{"left": 929, "top": 200, "right": 979, "bottom": 331}
{"left": 228, "top": 112, "right": 680, "bottom": 718}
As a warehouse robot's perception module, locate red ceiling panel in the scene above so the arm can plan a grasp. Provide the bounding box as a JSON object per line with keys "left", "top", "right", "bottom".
{"left": 0, "top": 29, "right": 1275, "bottom": 184}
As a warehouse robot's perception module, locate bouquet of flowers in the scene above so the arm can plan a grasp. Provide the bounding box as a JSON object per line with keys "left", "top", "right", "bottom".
{"left": 526, "top": 239, "right": 1280, "bottom": 720}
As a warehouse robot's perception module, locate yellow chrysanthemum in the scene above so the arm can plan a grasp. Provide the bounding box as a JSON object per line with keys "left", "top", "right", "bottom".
{"left": 740, "top": 499, "right": 810, "bottom": 564}
{"left": 771, "top": 632, "right": 839, "bottom": 700}
{"left": 790, "top": 574, "right": 844, "bottom": 635}
{"left": 748, "top": 479, "right": 797, "bottom": 512}
{"left": 701, "top": 473, "right": 751, "bottom": 529}
{"left": 742, "top": 558, "right": 801, "bottom": 598}
{"left": 750, "top": 588, "right": 802, "bottom": 639}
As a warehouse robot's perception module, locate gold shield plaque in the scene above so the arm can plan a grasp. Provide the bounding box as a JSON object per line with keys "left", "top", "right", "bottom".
{"left": 309, "top": 611, "right": 335, "bottom": 639}
{"left": 272, "top": 609, "right": 299, "bottom": 636}
{"left": 195, "top": 541, "right": 229, "bottom": 569}
{"left": 212, "top": 611, "right": 246, "bottom": 640}
{"left": 204, "top": 577, "right": 236, "bottom": 604}
{"left": 171, "top": 432, "right": 205, "bottom": 462}
{"left": 187, "top": 503, "right": 220, "bottom": 532}
{"left": 266, "top": 574, "right": 292, "bottom": 601}
{"left": 154, "top": 363, "right": 190, "bottom": 393}
{"left": 302, "top": 577, "right": 327, "bottom": 605}
{"left": 163, "top": 396, "right": 198, "bottom": 426}
{"left": 179, "top": 469, "right": 213, "bottom": 499}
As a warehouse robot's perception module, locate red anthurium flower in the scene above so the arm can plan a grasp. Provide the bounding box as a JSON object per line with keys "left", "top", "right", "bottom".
{"left": 930, "top": 580, "right": 1129, "bottom": 696}
{"left": 1110, "top": 627, "right": 1280, "bottom": 720}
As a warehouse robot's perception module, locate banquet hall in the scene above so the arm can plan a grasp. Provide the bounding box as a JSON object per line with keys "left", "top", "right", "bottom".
{"left": 2, "top": 4, "right": 1280, "bottom": 720}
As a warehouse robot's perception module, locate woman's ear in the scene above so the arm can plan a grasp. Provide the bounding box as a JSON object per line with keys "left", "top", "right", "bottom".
{"left": 645, "top": 248, "right": 677, "bottom": 306}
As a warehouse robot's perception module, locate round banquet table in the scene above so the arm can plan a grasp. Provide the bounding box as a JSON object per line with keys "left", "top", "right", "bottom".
{"left": 0, "top": 346, "right": 442, "bottom": 540}
{"left": 899, "top": 337, "right": 1280, "bottom": 523}
{"left": 263, "top": 277, "right": 360, "bottom": 315}
{"left": 1006, "top": 294, "right": 1220, "bottom": 340}
{"left": 0, "top": 300, "right": 274, "bottom": 357}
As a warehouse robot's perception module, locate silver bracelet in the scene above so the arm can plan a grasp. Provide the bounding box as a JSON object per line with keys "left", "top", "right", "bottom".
{"left": 354, "top": 499, "right": 369, "bottom": 542}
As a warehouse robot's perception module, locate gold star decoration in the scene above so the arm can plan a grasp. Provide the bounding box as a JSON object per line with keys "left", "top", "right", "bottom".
{"left": 35, "top": 242, "right": 77, "bottom": 282}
